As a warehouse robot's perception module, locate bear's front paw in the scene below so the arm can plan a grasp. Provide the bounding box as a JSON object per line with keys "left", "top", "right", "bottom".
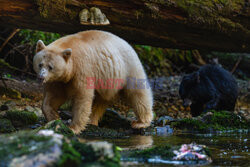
{"left": 69, "top": 124, "right": 84, "bottom": 134}
{"left": 131, "top": 120, "right": 151, "bottom": 129}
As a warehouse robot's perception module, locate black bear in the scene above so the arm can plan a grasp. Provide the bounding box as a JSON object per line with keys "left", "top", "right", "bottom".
{"left": 179, "top": 64, "right": 238, "bottom": 116}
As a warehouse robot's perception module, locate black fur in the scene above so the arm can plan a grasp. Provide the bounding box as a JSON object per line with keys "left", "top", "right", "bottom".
{"left": 179, "top": 64, "right": 238, "bottom": 116}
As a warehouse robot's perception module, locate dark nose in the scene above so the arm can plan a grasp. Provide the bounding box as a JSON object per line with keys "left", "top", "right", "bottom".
{"left": 37, "top": 75, "right": 45, "bottom": 83}
{"left": 183, "top": 99, "right": 192, "bottom": 107}
{"left": 183, "top": 102, "right": 189, "bottom": 107}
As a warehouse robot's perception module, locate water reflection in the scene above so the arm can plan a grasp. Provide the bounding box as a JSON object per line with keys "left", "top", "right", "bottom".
{"left": 80, "top": 131, "right": 250, "bottom": 166}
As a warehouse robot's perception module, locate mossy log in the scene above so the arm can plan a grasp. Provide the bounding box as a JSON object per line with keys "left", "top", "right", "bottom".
{"left": 0, "top": 0, "right": 250, "bottom": 52}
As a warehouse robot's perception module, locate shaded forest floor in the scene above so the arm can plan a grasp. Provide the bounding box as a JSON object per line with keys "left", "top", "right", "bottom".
{"left": 0, "top": 73, "right": 249, "bottom": 121}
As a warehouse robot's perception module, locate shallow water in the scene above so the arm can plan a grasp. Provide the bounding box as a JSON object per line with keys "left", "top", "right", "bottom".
{"left": 81, "top": 131, "right": 250, "bottom": 166}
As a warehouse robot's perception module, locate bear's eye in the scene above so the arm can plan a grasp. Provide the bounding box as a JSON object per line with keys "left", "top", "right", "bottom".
{"left": 39, "top": 63, "right": 43, "bottom": 68}
{"left": 48, "top": 65, "right": 53, "bottom": 71}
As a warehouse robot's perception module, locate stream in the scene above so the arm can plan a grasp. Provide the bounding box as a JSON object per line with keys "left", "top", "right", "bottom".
{"left": 81, "top": 131, "right": 250, "bottom": 166}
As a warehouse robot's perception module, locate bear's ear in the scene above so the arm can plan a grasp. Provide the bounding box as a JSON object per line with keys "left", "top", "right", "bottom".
{"left": 62, "top": 48, "right": 72, "bottom": 61}
{"left": 36, "top": 40, "right": 46, "bottom": 53}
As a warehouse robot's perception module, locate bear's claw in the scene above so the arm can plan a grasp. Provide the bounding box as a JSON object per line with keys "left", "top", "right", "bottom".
{"left": 131, "top": 120, "right": 151, "bottom": 129}
{"left": 69, "top": 124, "right": 83, "bottom": 134}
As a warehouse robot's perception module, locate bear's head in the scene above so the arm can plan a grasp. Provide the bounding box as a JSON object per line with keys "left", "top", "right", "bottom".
{"left": 179, "top": 72, "right": 200, "bottom": 107}
{"left": 33, "top": 40, "right": 73, "bottom": 83}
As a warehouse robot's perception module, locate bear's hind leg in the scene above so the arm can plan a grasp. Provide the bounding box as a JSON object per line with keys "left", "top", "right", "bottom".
{"left": 126, "top": 89, "right": 153, "bottom": 129}
{"left": 90, "top": 94, "right": 109, "bottom": 126}
{"left": 69, "top": 89, "right": 94, "bottom": 134}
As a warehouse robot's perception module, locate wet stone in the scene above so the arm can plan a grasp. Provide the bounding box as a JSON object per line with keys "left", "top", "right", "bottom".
{"left": 155, "top": 125, "right": 174, "bottom": 135}
{"left": 99, "top": 109, "right": 131, "bottom": 130}
{"left": 25, "top": 106, "right": 44, "bottom": 118}
{"left": 0, "top": 100, "right": 16, "bottom": 111}
{"left": 0, "top": 118, "right": 15, "bottom": 133}
{"left": 156, "top": 116, "right": 175, "bottom": 126}
{"left": 5, "top": 110, "right": 38, "bottom": 127}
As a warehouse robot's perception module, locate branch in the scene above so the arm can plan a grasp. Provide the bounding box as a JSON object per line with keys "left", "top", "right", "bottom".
{"left": 0, "top": 0, "right": 250, "bottom": 52}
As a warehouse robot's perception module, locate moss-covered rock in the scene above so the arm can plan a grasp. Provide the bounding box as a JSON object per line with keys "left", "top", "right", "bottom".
{"left": 73, "top": 141, "right": 121, "bottom": 167}
{"left": 171, "top": 110, "right": 250, "bottom": 132}
{"left": 99, "top": 109, "right": 131, "bottom": 130}
{"left": 0, "top": 129, "right": 120, "bottom": 167}
{"left": 0, "top": 118, "right": 15, "bottom": 133}
{"left": 0, "top": 100, "right": 16, "bottom": 111}
{"left": 5, "top": 110, "right": 38, "bottom": 127}
{"left": 41, "top": 120, "right": 74, "bottom": 137}
{"left": 129, "top": 144, "right": 175, "bottom": 160}
{"left": 0, "top": 130, "right": 63, "bottom": 167}
{"left": 80, "top": 124, "right": 128, "bottom": 139}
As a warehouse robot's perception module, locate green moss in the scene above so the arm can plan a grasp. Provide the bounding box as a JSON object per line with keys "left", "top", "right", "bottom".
{"left": 36, "top": 0, "right": 81, "bottom": 20}
{"left": 19, "top": 29, "right": 61, "bottom": 45}
{"left": 174, "top": 0, "right": 248, "bottom": 34}
{"left": 80, "top": 124, "right": 127, "bottom": 138}
{"left": 209, "top": 110, "right": 249, "bottom": 129}
{"left": 5, "top": 110, "right": 38, "bottom": 126}
{"left": 71, "top": 140, "right": 120, "bottom": 166}
{"left": 171, "top": 110, "right": 250, "bottom": 132}
{"left": 59, "top": 101, "right": 72, "bottom": 111}
{"left": 171, "top": 118, "right": 207, "bottom": 131}
{"left": 0, "top": 131, "right": 54, "bottom": 166}
{"left": 57, "top": 141, "right": 81, "bottom": 167}
{"left": 0, "top": 118, "right": 16, "bottom": 133}
{"left": 129, "top": 144, "right": 174, "bottom": 159}
{"left": 42, "top": 120, "right": 74, "bottom": 137}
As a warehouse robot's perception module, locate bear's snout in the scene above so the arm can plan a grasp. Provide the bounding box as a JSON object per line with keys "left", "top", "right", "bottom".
{"left": 38, "top": 68, "right": 48, "bottom": 83}
{"left": 183, "top": 98, "right": 192, "bottom": 107}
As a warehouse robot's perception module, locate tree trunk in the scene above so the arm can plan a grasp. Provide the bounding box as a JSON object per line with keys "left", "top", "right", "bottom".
{"left": 1, "top": 0, "right": 250, "bottom": 52}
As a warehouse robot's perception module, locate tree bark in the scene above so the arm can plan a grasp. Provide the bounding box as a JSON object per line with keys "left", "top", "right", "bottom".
{"left": 0, "top": 0, "right": 250, "bottom": 52}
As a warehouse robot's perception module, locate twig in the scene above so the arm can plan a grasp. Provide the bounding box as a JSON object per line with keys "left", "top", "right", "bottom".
{"left": 192, "top": 50, "right": 206, "bottom": 65}
{"left": 0, "top": 36, "right": 25, "bottom": 57}
{"left": 0, "top": 28, "right": 20, "bottom": 53}
{"left": 231, "top": 56, "right": 242, "bottom": 74}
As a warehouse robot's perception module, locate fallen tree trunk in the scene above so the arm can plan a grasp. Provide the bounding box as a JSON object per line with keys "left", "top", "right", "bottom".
{"left": 0, "top": 0, "right": 250, "bottom": 52}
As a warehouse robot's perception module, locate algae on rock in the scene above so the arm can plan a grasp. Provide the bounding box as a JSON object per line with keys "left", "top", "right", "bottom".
{"left": 5, "top": 110, "right": 38, "bottom": 127}
{"left": 171, "top": 110, "right": 250, "bottom": 132}
{"left": 0, "top": 128, "right": 121, "bottom": 167}
{"left": 0, "top": 118, "right": 15, "bottom": 133}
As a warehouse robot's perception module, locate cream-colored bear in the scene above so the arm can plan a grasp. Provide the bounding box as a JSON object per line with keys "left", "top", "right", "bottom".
{"left": 33, "top": 30, "right": 153, "bottom": 134}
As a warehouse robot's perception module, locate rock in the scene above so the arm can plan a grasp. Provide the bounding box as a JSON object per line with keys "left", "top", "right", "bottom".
{"left": 0, "top": 129, "right": 121, "bottom": 167}
{"left": 80, "top": 124, "right": 129, "bottom": 138}
{"left": 25, "top": 106, "right": 44, "bottom": 118}
{"left": 0, "top": 130, "right": 63, "bottom": 167}
{"left": 156, "top": 116, "right": 175, "bottom": 126}
{"left": 86, "top": 141, "right": 116, "bottom": 160}
{"left": 155, "top": 125, "right": 173, "bottom": 135}
{"left": 129, "top": 144, "right": 175, "bottom": 159}
{"left": 0, "top": 118, "right": 15, "bottom": 133}
{"left": 41, "top": 120, "right": 74, "bottom": 137}
{"left": 5, "top": 110, "right": 38, "bottom": 127}
{"left": 0, "top": 104, "right": 8, "bottom": 111}
{"left": 59, "top": 110, "right": 72, "bottom": 120}
{"left": 171, "top": 110, "right": 250, "bottom": 132}
{"left": 99, "top": 109, "right": 131, "bottom": 130}
{"left": 0, "top": 100, "right": 16, "bottom": 111}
